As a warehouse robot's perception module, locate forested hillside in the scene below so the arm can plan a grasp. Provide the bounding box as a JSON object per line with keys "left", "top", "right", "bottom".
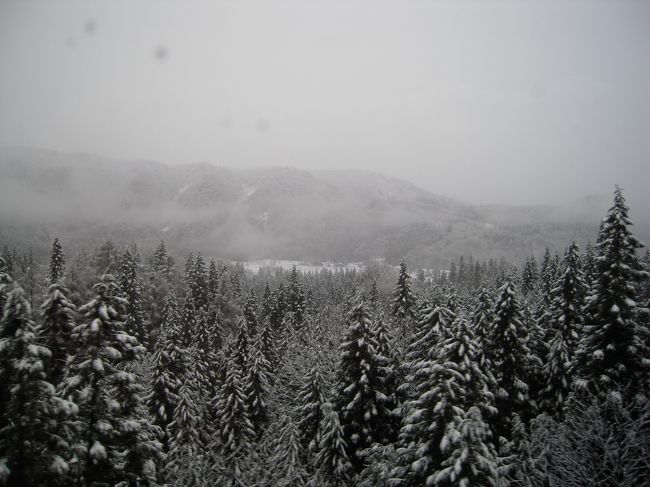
{"left": 0, "top": 187, "right": 648, "bottom": 486}
{"left": 1, "top": 147, "right": 640, "bottom": 269}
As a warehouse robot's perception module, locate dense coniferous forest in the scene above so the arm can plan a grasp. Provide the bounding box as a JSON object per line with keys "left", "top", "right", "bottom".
{"left": 1, "top": 187, "right": 649, "bottom": 486}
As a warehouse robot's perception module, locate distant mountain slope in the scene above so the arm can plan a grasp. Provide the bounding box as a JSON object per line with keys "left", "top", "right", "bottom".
{"left": 0, "top": 147, "right": 646, "bottom": 268}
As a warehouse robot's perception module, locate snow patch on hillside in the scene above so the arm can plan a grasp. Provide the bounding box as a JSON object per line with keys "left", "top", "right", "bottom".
{"left": 173, "top": 179, "right": 198, "bottom": 201}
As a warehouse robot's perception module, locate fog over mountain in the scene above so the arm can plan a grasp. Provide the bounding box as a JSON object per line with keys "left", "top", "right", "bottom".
{"left": 2, "top": 147, "right": 643, "bottom": 269}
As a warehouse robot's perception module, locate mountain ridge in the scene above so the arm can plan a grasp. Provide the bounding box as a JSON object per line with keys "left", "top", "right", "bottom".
{"left": 0, "top": 147, "right": 644, "bottom": 268}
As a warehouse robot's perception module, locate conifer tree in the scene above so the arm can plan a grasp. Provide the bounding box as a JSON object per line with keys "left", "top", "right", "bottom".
{"left": 258, "top": 318, "right": 279, "bottom": 375}
{"left": 62, "top": 275, "right": 160, "bottom": 485}
{"left": 334, "top": 298, "right": 393, "bottom": 471}
{"left": 191, "top": 254, "right": 209, "bottom": 312}
{"left": 208, "top": 259, "right": 219, "bottom": 302}
{"left": 521, "top": 256, "right": 538, "bottom": 297}
{"left": 118, "top": 248, "right": 147, "bottom": 345}
{"left": 575, "top": 187, "right": 650, "bottom": 400}
{"left": 489, "top": 280, "right": 535, "bottom": 440}
{"left": 287, "top": 266, "right": 306, "bottom": 326}
{"left": 183, "top": 254, "right": 194, "bottom": 289}
{"left": 233, "top": 316, "right": 250, "bottom": 371}
{"left": 147, "top": 292, "right": 184, "bottom": 450}
{"left": 433, "top": 407, "right": 499, "bottom": 487}
{"left": 164, "top": 380, "right": 205, "bottom": 485}
{"left": 179, "top": 290, "right": 196, "bottom": 348}
{"left": 39, "top": 282, "right": 77, "bottom": 385}
{"left": 540, "top": 241, "right": 586, "bottom": 419}
{"left": 48, "top": 238, "right": 66, "bottom": 284}
{"left": 0, "top": 287, "right": 77, "bottom": 486}
{"left": 582, "top": 240, "right": 597, "bottom": 286}
{"left": 392, "top": 260, "right": 416, "bottom": 320}
{"left": 296, "top": 365, "right": 327, "bottom": 452}
{"left": 267, "top": 416, "right": 308, "bottom": 487}
{"left": 540, "top": 248, "right": 554, "bottom": 299}
{"left": 0, "top": 257, "right": 12, "bottom": 313}
{"left": 214, "top": 359, "right": 255, "bottom": 457}
{"left": 243, "top": 292, "right": 259, "bottom": 336}
{"left": 261, "top": 283, "right": 273, "bottom": 320}
{"left": 370, "top": 311, "right": 400, "bottom": 445}
{"left": 314, "top": 403, "right": 353, "bottom": 486}
{"left": 244, "top": 336, "right": 271, "bottom": 436}
{"left": 400, "top": 304, "right": 455, "bottom": 404}
{"left": 152, "top": 240, "right": 170, "bottom": 274}
{"left": 471, "top": 286, "right": 494, "bottom": 370}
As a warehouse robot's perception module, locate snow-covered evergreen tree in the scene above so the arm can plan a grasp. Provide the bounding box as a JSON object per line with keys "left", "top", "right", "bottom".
{"left": 208, "top": 259, "right": 219, "bottom": 302}
{"left": 296, "top": 365, "right": 327, "bottom": 452}
{"left": 314, "top": 402, "right": 353, "bottom": 486}
{"left": 118, "top": 248, "right": 147, "bottom": 345}
{"left": 39, "top": 282, "right": 76, "bottom": 386}
{"left": 179, "top": 290, "right": 196, "bottom": 348}
{"left": 489, "top": 280, "right": 535, "bottom": 440}
{"left": 244, "top": 335, "right": 271, "bottom": 436}
{"left": 521, "top": 256, "right": 538, "bottom": 297}
{"left": 540, "top": 241, "right": 586, "bottom": 419}
{"left": 399, "top": 303, "right": 455, "bottom": 405}
{"left": 243, "top": 292, "right": 259, "bottom": 336}
{"left": 62, "top": 275, "right": 160, "bottom": 485}
{"left": 287, "top": 266, "right": 306, "bottom": 326}
{"left": 152, "top": 240, "right": 170, "bottom": 274}
{"left": 214, "top": 358, "right": 255, "bottom": 457}
{"left": 575, "top": 187, "right": 650, "bottom": 401}
{"left": 471, "top": 286, "right": 494, "bottom": 371}
{"left": 392, "top": 260, "right": 416, "bottom": 321}
{"left": 392, "top": 311, "right": 497, "bottom": 486}
{"left": 147, "top": 292, "right": 184, "bottom": 450}
{"left": 433, "top": 407, "right": 499, "bottom": 487}
{"left": 164, "top": 380, "right": 205, "bottom": 485}
{"left": 233, "top": 316, "right": 251, "bottom": 371}
{"left": 370, "top": 311, "right": 400, "bottom": 445}
{"left": 0, "top": 286, "right": 77, "bottom": 486}
{"left": 190, "top": 253, "right": 209, "bottom": 312}
{"left": 267, "top": 415, "right": 308, "bottom": 487}
{"left": 47, "top": 238, "right": 66, "bottom": 284}
{"left": 334, "top": 297, "right": 394, "bottom": 471}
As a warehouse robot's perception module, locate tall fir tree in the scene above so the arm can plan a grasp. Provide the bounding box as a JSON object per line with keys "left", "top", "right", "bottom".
{"left": 244, "top": 335, "right": 271, "bottom": 436}
{"left": 489, "top": 280, "right": 535, "bottom": 440}
{"left": 521, "top": 256, "right": 538, "bottom": 297}
{"left": 208, "top": 260, "right": 219, "bottom": 302}
{"left": 118, "top": 248, "right": 147, "bottom": 345}
{"left": 179, "top": 290, "right": 196, "bottom": 348}
{"left": 267, "top": 416, "right": 308, "bottom": 487}
{"left": 147, "top": 292, "right": 185, "bottom": 451}
{"left": 392, "top": 311, "right": 496, "bottom": 486}
{"left": 39, "top": 282, "right": 77, "bottom": 386}
{"left": 61, "top": 276, "right": 160, "bottom": 485}
{"left": 540, "top": 241, "right": 587, "bottom": 419}
{"left": 392, "top": 260, "right": 416, "bottom": 321}
{"left": 575, "top": 187, "right": 650, "bottom": 400}
{"left": 190, "top": 254, "right": 209, "bottom": 312}
{"left": 0, "top": 287, "right": 77, "bottom": 486}
{"left": 296, "top": 365, "right": 327, "bottom": 453}
{"left": 314, "top": 402, "right": 353, "bottom": 487}
{"left": 152, "top": 240, "right": 170, "bottom": 274}
{"left": 433, "top": 407, "right": 499, "bottom": 487}
{"left": 287, "top": 266, "right": 306, "bottom": 326}
{"left": 164, "top": 380, "right": 205, "bottom": 485}
{"left": 213, "top": 358, "right": 255, "bottom": 457}
{"left": 48, "top": 238, "right": 66, "bottom": 284}
{"left": 334, "top": 297, "right": 394, "bottom": 471}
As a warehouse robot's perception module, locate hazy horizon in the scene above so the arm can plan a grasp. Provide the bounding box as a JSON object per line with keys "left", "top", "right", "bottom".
{"left": 1, "top": 0, "right": 649, "bottom": 207}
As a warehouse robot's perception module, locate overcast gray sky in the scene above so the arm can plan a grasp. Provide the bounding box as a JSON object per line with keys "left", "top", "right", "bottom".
{"left": 0, "top": 0, "right": 649, "bottom": 206}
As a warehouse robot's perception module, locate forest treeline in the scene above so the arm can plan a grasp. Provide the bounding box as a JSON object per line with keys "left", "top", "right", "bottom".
{"left": 0, "top": 187, "right": 649, "bottom": 486}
